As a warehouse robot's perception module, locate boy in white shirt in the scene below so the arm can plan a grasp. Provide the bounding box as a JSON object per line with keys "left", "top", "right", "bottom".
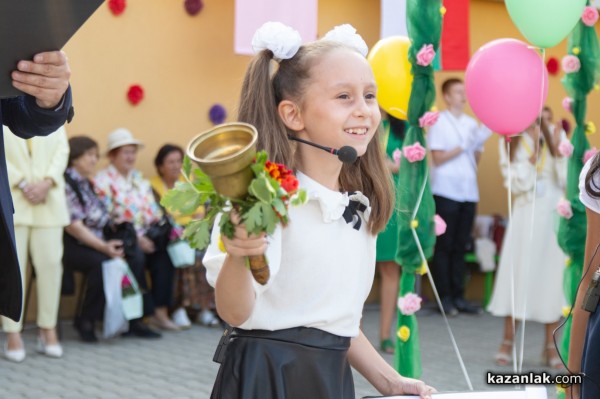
{"left": 427, "top": 78, "right": 491, "bottom": 316}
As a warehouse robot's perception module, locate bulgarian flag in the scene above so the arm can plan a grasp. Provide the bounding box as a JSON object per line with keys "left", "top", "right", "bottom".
{"left": 381, "top": 0, "right": 470, "bottom": 70}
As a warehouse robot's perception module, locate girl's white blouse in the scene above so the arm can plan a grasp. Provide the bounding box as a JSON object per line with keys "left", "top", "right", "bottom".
{"left": 203, "top": 171, "right": 376, "bottom": 337}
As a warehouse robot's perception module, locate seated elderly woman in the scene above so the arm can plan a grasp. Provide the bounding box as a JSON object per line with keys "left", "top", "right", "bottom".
{"left": 63, "top": 136, "right": 160, "bottom": 341}
{"left": 95, "top": 128, "right": 179, "bottom": 331}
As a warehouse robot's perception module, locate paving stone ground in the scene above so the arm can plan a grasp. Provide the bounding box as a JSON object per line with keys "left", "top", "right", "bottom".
{"left": 1, "top": 303, "right": 562, "bottom": 398}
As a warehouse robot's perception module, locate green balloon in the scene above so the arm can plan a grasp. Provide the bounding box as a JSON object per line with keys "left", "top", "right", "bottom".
{"left": 505, "top": 0, "right": 587, "bottom": 48}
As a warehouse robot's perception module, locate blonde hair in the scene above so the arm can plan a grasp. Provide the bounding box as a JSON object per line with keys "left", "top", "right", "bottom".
{"left": 238, "top": 41, "right": 393, "bottom": 234}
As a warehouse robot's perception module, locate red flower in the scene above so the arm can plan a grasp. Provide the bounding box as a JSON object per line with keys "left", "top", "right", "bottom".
{"left": 127, "top": 84, "right": 144, "bottom": 105}
{"left": 121, "top": 275, "right": 132, "bottom": 288}
{"left": 280, "top": 174, "right": 299, "bottom": 193}
{"left": 546, "top": 57, "right": 559, "bottom": 76}
{"left": 108, "top": 0, "right": 126, "bottom": 16}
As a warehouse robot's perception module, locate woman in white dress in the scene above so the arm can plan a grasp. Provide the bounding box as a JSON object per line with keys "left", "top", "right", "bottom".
{"left": 487, "top": 119, "right": 566, "bottom": 368}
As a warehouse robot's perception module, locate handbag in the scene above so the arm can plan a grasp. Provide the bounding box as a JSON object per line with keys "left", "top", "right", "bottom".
{"left": 145, "top": 215, "right": 173, "bottom": 251}
{"left": 103, "top": 221, "right": 138, "bottom": 258}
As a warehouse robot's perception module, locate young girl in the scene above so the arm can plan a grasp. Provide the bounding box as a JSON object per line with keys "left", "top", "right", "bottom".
{"left": 487, "top": 118, "right": 566, "bottom": 367}
{"left": 202, "top": 23, "right": 435, "bottom": 398}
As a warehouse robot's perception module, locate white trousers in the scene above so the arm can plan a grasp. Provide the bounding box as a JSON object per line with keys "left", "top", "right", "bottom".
{"left": 1, "top": 226, "right": 63, "bottom": 332}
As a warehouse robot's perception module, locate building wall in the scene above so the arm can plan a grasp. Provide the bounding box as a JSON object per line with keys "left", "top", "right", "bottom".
{"left": 63, "top": 0, "right": 599, "bottom": 218}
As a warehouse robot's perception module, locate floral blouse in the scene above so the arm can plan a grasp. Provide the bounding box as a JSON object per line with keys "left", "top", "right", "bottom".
{"left": 94, "top": 164, "right": 162, "bottom": 235}
{"left": 64, "top": 167, "right": 110, "bottom": 238}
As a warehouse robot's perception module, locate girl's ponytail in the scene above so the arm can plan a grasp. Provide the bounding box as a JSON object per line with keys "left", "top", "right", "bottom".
{"left": 238, "top": 50, "right": 293, "bottom": 165}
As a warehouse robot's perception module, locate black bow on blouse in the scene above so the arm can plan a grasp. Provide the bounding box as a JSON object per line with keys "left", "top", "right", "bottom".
{"left": 342, "top": 197, "right": 367, "bottom": 231}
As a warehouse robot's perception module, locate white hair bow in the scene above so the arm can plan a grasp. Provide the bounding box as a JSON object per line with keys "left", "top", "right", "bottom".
{"left": 251, "top": 21, "right": 302, "bottom": 61}
{"left": 321, "top": 24, "right": 368, "bottom": 57}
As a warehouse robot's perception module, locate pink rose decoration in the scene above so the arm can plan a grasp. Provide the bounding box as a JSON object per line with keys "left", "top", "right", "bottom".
{"left": 583, "top": 147, "right": 599, "bottom": 164}
{"left": 416, "top": 44, "right": 436, "bottom": 67}
{"left": 403, "top": 142, "right": 426, "bottom": 163}
{"left": 397, "top": 293, "right": 422, "bottom": 315}
{"left": 582, "top": 6, "right": 599, "bottom": 27}
{"left": 392, "top": 148, "right": 402, "bottom": 166}
{"left": 562, "top": 55, "right": 581, "bottom": 74}
{"left": 557, "top": 199, "right": 573, "bottom": 219}
{"left": 419, "top": 111, "right": 440, "bottom": 128}
{"left": 434, "top": 214, "right": 447, "bottom": 236}
{"left": 562, "top": 97, "right": 572, "bottom": 113}
{"left": 558, "top": 139, "right": 574, "bottom": 157}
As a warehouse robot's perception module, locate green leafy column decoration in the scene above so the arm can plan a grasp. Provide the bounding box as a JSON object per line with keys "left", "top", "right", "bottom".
{"left": 394, "top": 0, "right": 443, "bottom": 378}
{"left": 556, "top": 5, "right": 600, "bottom": 398}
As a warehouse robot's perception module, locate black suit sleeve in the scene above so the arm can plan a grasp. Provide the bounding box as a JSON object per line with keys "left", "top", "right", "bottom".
{"left": 0, "top": 86, "right": 73, "bottom": 139}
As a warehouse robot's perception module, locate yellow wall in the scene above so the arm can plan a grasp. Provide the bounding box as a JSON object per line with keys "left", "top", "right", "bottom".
{"left": 62, "top": 0, "right": 599, "bottom": 218}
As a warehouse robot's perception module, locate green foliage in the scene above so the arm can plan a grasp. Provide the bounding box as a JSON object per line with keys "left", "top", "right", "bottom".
{"left": 160, "top": 151, "right": 307, "bottom": 251}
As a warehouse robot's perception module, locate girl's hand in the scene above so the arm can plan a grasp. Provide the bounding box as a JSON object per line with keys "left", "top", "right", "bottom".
{"left": 221, "top": 224, "right": 267, "bottom": 259}
{"left": 390, "top": 376, "right": 436, "bottom": 399}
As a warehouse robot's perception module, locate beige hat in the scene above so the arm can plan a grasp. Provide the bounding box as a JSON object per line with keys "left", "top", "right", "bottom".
{"left": 106, "top": 128, "right": 144, "bottom": 153}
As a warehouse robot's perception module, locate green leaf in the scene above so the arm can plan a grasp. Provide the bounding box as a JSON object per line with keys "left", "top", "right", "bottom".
{"left": 219, "top": 212, "right": 236, "bottom": 239}
{"left": 290, "top": 189, "right": 308, "bottom": 206}
{"left": 272, "top": 197, "right": 287, "bottom": 217}
{"left": 182, "top": 155, "right": 192, "bottom": 178}
{"left": 191, "top": 168, "right": 217, "bottom": 194}
{"left": 161, "top": 182, "right": 205, "bottom": 215}
{"left": 183, "top": 219, "right": 212, "bottom": 250}
{"left": 243, "top": 203, "right": 264, "bottom": 233}
{"left": 261, "top": 203, "right": 278, "bottom": 234}
{"left": 249, "top": 175, "right": 275, "bottom": 203}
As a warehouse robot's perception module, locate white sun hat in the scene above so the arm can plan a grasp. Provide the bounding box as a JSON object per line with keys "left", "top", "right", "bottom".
{"left": 106, "top": 128, "right": 144, "bottom": 154}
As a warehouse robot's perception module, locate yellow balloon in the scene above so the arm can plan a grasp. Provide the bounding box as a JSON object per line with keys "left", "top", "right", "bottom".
{"left": 367, "top": 36, "right": 413, "bottom": 120}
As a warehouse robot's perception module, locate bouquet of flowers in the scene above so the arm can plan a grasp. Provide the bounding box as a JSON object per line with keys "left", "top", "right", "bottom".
{"left": 161, "top": 150, "right": 307, "bottom": 284}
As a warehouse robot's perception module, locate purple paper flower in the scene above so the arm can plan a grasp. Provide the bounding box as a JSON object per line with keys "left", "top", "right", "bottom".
{"left": 209, "top": 104, "right": 227, "bottom": 125}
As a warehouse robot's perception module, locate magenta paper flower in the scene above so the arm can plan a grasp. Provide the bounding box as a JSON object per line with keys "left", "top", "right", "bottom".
{"left": 392, "top": 148, "right": 402, "bottom": 166}
{"left": 419, "top": 111, "right": 439, "bottom": 128}
{"left": 416, "top": 44, "right": 436, "bottom": 67}
{"left": 583, "top": 147, "right": 599, "bottom": 164}
{"left": 558, "top": 139, "right": 574, "bottom": 157}
{"left": 562, "top": 97, "right": 572, "bottom": 113}
{"left": 121, "top": 275, "right": 132, "bottom": 287}
{"left": 397, "top": 293, "right": 422, "bottom": 315}
{"left": 562, "top": 55, "right": 581, "bottom": 74}
{"left": 557, "top": 199, "right": 573, "bottom": 219}
{"left": 403, "top": 142, "right": 426, "bottom": 163}
{"left": 582, "top": 6, "right": 599, "bottom": 27}
{"left": 434, "top": 214, "right": 447, "bottom": 236}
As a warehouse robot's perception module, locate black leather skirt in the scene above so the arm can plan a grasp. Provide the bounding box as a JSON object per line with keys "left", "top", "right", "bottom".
{"left": 210, "top": 326, "right": 354, "bottom": 399}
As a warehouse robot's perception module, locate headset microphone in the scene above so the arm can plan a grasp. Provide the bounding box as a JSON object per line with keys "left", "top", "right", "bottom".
{"left": 288, "top": 136, "right": 358, "bottom": 164}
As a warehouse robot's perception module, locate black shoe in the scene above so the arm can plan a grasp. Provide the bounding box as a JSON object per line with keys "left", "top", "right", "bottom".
{"left": 75, "top": 319, "right": 98, "bottom": 343}
{"left": 123, "top": 321, "right": 162, "bottom": 339}
{"left": 440, "top": 297, "right": 458, "bottom": 317}
{"left": 454, "top": 298, "right": 483, "bottom": 315}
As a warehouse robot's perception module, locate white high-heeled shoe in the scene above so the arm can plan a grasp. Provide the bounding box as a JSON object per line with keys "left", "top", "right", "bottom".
{"left": 36, "top": 336, "right": 63, "bottom": 358}
{"left": 4, "top": 342, "right": 26, "bottom": 363}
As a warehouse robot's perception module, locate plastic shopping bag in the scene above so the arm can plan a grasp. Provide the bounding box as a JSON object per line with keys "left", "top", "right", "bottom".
{"left": 102, "top": 258, "right": 128, "bottom": 338}
{"left": 167, "top": 240, "right": 196, "bottom": 268}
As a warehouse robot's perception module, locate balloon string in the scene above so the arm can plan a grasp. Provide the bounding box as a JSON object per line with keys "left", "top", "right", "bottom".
{"left": 506, "top": 139, "right": 518, "bottom": 375}
{"left": 411, "top": 170, "right": 474, "bottom": 391}
{"left": 516, "top": 47, "right": 546, "bottom": 375}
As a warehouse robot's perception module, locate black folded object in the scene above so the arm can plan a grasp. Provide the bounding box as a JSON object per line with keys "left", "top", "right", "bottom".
{"left": 0, "top": 0, "right": 104, "bottom": 98}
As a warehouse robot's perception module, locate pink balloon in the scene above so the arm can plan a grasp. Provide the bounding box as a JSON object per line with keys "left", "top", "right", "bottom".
{"left": 465, "top": 39, "right": 548, "bottom": 137}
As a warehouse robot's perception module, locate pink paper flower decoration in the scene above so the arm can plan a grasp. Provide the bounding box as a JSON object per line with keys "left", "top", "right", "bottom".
{"left": 582, "top": 6, "right": 599, "bottom": 27}
{"left": 397, "top": 293, "right": 422, "bottom": 316}
{"left": 419, "top": 111, "right": 440, "bottom": 128}
{"left": 403, "top": 142, "right": 426, "bottom": 163}
{"left": 416, "top": 44, "right": 436, "bottom": 67}
{"left": 562, "top": 97, "right": 572, "bottom": 113}
{"left": 557, "top": 199, "right": 573, "bottom": 219}
{"left": 434, "top": 214, "right": 447, "bottom": 236}
{"left": 583, "top": 147, "right": 599, "bottom": 164}
{"left": 392, "top": 148, "right": 402, "bottom": 166}
{"left": 558, "top": 139, "right": 574, "bottom": 157}
{"left": 562, "top": 55, "right": 581, "bottom": 74}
